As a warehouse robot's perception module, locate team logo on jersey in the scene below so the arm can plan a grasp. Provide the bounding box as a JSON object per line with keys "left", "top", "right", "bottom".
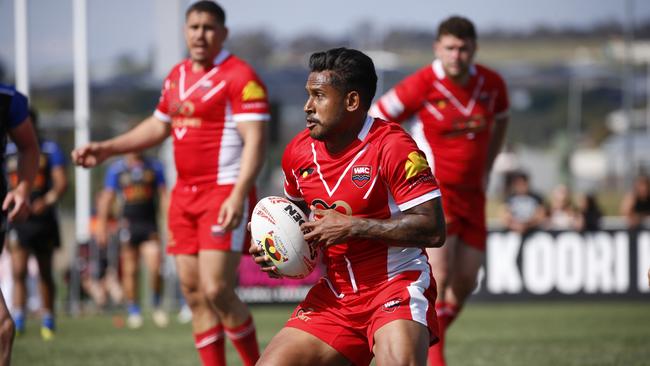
{"left": 437, "top": 100, "right": 447, "bottom": 109}
{"left": 351, "top": 165, "right": 372, "bottom": 188}
{"left": 242, "top": 81, "right": 266, "bottom": 101}
{"left": 383, "top": 298, "right": 402, "bottom": 313}
{"left": 405, "top": 152, "right": 429, "bottom": 180}
{"left": 299, "top": 167, "right": 314, "bottom": 178}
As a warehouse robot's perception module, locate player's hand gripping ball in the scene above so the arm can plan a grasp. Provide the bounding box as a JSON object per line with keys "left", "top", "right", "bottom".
{"left": 250, "top": 196, "right": 320, "bottom": 278}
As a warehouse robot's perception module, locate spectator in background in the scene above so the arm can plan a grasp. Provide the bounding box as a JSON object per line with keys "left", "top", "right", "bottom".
{"left": 96, "top": 152, "right": 168, "bottom": 329}
{"left": 575, "top": 192, "right": 602, "bottom": 232}
{"left": 621, "top": 174, "right": 650, "bottom": 230}
{"left": 0, "top": 84, "right": 40, "bottom": 366}
{"left": 6, "top": 109, "right": 68, "bottom": 341}
{"left": 500, "top": 171, "right": 546, "bottom": 234}
{"left": 546, "top": 184, "right": 578, "bottom": 230}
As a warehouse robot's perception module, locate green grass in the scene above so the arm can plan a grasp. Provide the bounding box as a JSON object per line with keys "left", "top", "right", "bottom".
{"left": 11, "top": 302, "right": 650, "bottom": 366}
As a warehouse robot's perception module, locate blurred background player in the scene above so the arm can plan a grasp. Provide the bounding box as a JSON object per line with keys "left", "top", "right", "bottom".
{"left": 71, "top": 2, "right": 268, "bottom": 365}
{"left": 370, "top": 16, "right": 509, "bottom": 366}
{"left": 252, "top": 47, "right": 446, "bottom": 366}
{"left": 5, "top": 108, "right": 67, "bottom": 340}
{"left": 96, "top": 152, "right": 167, "bottom": 329}
{"left": 620, "top": 174, "right": 650, "bottom": 230}
{"left": 0, "top": 84, "right": 40, "bottom": 366}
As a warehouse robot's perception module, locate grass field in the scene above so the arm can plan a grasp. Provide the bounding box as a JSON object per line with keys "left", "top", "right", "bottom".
{"left": 11, "top": 301, "right": 650, "bottom": 366}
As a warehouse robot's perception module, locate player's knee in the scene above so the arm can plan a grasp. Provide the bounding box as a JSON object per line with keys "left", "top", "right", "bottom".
{"left": 374, "top": 347, "right": 418, "bottom": 366}
{"left": 0, "top": 315, "right": 15, "bottom": 342}
{"left": 201, "top": 281, "right": 234, "bottom": 309}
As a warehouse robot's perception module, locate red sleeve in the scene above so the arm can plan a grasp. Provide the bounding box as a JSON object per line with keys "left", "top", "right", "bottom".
{"left": 228, "top": 65, "right": 271, "bottom": 123}
{"left": 281, "top": 139, "right": 303, "bottom": 202}
{"left": 370, "top": 67, "right": 430, "bottom": 124}
{"left": 380, "top": 127, "right": 440, "bottom": 211}
{"left": 154, "top": 68, "right": 175, "bottom": 123}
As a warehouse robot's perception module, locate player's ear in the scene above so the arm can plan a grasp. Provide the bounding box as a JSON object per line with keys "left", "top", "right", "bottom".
{"left": 345, "top": 91, "right": 361, "bottom": 112}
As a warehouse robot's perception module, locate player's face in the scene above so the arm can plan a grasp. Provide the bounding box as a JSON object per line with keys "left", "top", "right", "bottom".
{"left": 304, "top": 71, "right": 346, "bottom": 141}
{"left": 184, "top": 11, "right": 227, "bottom": 67}
{"left": 435, "top": 34, "right": 476, "bottom": 80}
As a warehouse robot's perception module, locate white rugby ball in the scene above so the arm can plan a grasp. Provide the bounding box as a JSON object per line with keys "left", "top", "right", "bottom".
{"left": 250, "top": 196, "right": 319, "bottom": 279}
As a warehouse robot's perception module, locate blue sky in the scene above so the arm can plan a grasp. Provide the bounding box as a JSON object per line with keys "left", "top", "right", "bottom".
{"left": 1, "top": 0, "right": 649, "bottom": 80}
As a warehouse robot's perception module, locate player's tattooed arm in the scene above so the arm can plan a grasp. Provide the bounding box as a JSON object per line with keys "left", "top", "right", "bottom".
{"left": 302, "top": 197, "right": 445, "bottom": 248}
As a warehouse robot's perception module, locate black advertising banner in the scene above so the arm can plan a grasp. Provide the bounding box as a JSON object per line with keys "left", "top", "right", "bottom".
{"left": 473, "top": 230, "right": 650, "bottom": 300}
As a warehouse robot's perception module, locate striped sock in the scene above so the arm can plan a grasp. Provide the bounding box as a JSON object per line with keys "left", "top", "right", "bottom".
{"left": 194, "top": 324, "right": 225, "bottom": 366}
{"left": 224, "top": 316, "right": 259, "bottom": 366}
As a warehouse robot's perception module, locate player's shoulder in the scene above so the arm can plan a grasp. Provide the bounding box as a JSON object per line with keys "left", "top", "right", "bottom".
{"left": 367, "top": 117, "right": 411, "bottom": 142}
{"left": 475, "top": 63, "right": 506, "bottom": 84}
{"left": 283, "top": 129, "right": 312, "bottom": 162}
{"left": 164, "top": 60, "right": 188, "bottom": 79}
{"left": 222, "top": 53, "right": 262, "bottom": 78}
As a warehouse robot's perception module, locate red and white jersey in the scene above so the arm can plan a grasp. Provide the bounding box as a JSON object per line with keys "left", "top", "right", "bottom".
{"left": 155, "top": 50, "right": 270, "bottom": 186}
{"left": 282, "top": 116, "right": 441, "bottom": 296}
{"left": 370, "top": 60, "right": 509, "bottom": 189}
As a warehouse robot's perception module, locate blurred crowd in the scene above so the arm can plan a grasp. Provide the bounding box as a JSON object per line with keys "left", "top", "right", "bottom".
{"left": 499, "top": 170, "right": 650, "bottom": 234}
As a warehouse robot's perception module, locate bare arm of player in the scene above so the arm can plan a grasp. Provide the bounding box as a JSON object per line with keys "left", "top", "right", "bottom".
{"left": 95, "top": 189, "right": 116, "bottom": 248}
{"left": 32, "top": 166, "right": 68, "bottom": 215}
{"left": 302, "top": 198, "right": 445, "bottom": 248}
{"left": 484, "top": 116, "right": 509, "bottom": 188}
{"left": 218, "top": 121, "right": 266, "bottom": 231}
{"left": 3, "top": 119, "right": 40, "bottom": 222}
{"left": 71, "top": 116, "right": 170, "bottom": 168}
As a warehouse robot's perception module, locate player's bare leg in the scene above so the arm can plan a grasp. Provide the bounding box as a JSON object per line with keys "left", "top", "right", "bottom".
{"left": 176, "top": 254, "right": 225, "bottom": 366}
{"left": 426, "top": 236, "right": 459, "bottom": 366}
{"left": 445, "top": 243, "right": 483, "bottom": 307}
{"left": 427, "top": 237, "right": 483, "bottom": 366}
{"left": 9, "top": 244, "right": 29, "bottom": 335}
{"left": 199, "top": 249, "right": 259, "bottom": 365}
{"left": 121, "top": 244, "right": 142, "bottom": 329}
{"left": 33, "top": 249, "right": 56, "bottom": 340}
{"left": 373, "top": 319, "right": 430, "bottom": 366}
{"left": 258, "top": 327, "right": 350, "bottom": 366}
{"left": 140, "top": 240, "right": 167, "bottom": 327}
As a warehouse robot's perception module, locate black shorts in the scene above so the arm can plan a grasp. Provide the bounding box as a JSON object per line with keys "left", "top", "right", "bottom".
{"left": 9, "top": 219, "right": 60, "bottom": 253}
{"left": 118, "top": 220, "right": 158, "bottom": 246}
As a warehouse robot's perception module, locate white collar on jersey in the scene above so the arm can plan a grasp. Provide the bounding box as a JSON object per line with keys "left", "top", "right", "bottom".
{"left": 357, "top": 115, "right": 374, "bottom": 141}
{"left": 432, "top": 59, "right": 477, "bottom": 79}
{"left": 213, "top": 49, "right": 231, "bottom": 66}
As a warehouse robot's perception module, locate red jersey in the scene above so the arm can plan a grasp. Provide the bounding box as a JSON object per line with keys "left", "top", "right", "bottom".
{"left": 155, "top": 50, "right": 270, "bottom": 186}
{"left": 282, "top": 116, "right": 441, "bottom": 296}
{"left": 370, "top": 60, "right": 509, "bottom": 189}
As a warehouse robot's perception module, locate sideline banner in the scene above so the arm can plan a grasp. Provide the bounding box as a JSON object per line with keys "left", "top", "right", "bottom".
{"left": 473, "top": 229, "right": 650, "bottom": 300}
{"left": 236, "top": 230, "right": 650, "bottom": 303}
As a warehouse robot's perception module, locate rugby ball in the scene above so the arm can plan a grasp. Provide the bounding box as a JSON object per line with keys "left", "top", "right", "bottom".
{"left": 250, "top": 196, "right": 319, "bottom": 279}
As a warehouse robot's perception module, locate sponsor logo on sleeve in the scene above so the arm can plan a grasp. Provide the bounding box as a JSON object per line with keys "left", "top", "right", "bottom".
{"left": 351, "top": 165, "right": 372, "bottom": 188}
{"left": 404, "top": 151, "right": 429, "bottom": 180}
{"left": 242, "top": 81, "right": 266, "bottom": 101}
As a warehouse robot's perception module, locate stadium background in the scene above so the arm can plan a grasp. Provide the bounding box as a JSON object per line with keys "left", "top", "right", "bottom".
{"left": 1, "top": 0, "right": 650, "bottom": 364}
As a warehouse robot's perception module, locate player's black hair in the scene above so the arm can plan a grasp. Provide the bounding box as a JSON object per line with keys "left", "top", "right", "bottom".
{"left": 308, "top": 47, "right": 377, "bottom": 110}
{"left": 438, "top": 16, "right": 476, "bottom": 41}
{"left": 186, "top": 1, "right": 226, "bottom": 25}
